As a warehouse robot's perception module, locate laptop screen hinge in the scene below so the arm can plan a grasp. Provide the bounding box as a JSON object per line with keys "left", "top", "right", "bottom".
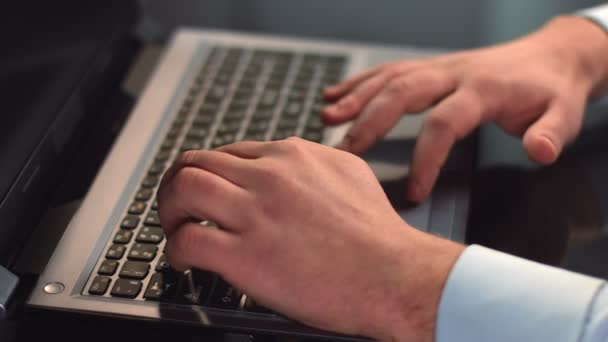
{"left": 0, "top": 265, "right": 18, "bottom": 320}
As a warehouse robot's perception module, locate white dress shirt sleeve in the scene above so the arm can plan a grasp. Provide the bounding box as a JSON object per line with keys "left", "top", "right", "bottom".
{"left": 578, "top": 4, "right": 608, "bottom": 32}
{"left": 435, "top": 245, "right": 607, "bottom": 342}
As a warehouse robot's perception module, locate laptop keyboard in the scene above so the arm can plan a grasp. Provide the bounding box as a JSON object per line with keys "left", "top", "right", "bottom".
{"left": 85, "top": 46, "right": 346, "bottom": 315}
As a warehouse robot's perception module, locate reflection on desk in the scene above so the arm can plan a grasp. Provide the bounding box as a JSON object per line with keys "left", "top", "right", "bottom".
{"left": 469, "top": 109, "right": 608, "bottom": 279}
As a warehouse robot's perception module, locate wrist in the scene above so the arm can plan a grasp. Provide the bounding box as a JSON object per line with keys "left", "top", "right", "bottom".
{"left": 370, "top": 229, "right": 465, "bottom": 342}
{"left": 539, "top": 16, "right": 608, "bottom": 98}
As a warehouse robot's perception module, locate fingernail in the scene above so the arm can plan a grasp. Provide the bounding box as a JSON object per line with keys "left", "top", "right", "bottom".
{"left": 324, "top": 85, "right": 337, "bottom": 93}
{"left": 322, "top": 105, "right": 337, "bottom": 117}
{"left": 407, "top": 179, "right": 424, "bottom": 202}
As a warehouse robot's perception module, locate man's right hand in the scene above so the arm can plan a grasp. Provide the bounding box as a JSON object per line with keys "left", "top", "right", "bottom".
{"left": 322, "top": 16, "right": 608, "bottom": 203}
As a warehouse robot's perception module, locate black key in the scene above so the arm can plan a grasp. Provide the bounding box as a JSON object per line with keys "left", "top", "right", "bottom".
{"left": 98, "top": 260, "right": 119, "bottom": 276}
{"left": 89, "top": 276, "right": 111, "bottom": 295}
{"left": 265, "top": 79, "right": 283, "bottom": 90}
{"left": 155, "top": 150, "right": 171, "bottom": 163}
{"left": 288, "top": 89, "right": 307, "bottom": 101}
{"left": 144, "top": 211, "right": 161, "bottom": 227}
{"left": 192, "top": 114, "right": 214, "bottom": 127}
{"left": 213, "top": 73, "right": 232, "bottom": 85}
{"left": 137, "top": 226, "right": 164, "bottom": 244}
{"left": 217, "top": 122, "right": 241, "bottom": 134}
{"left": 228, "top": 98, "right": 250, "bottom": 110}
{"left": 210, "top": 279, "right": 242, "bottom": 309}
{"left": 252, "top": 109, "right": 274, "bottom": 120}
{"left": 182, "top": 95, "right": 195, "bottom": 109}
{"left": 243, "top": 132, "right": 266, "bottom": 142}
{"left": 284, "top": 102, "right": 303, "bottom": 117}
{"left": 119, "top": 261, "right": 150, "bottom": 280}
{"left": 160, "top": 138, "right": 176, "bottom": 150}
{"left": 148, "top": 162, "right": 165, "bottom": 176}
{"left": 120, "top": 215, "right": 140, "bottom": 229}
{"left": 303, "top": 130, "right": 323, "bottom": 143}
{"left": 307, "top": 116, "right": 324, "bottom": 130}
{"left": 128, "top": 243, "right": 157, "bottom": 261}
{"left": 224, "top": 109, "right": 247, "bottom": 121}
{"left": 327, "top": 55, "right": 347, "bottom": 66}
{"left": 238, "top": 78, "right": 257, "bottom": 90}
{"left": 128, "top": 202, "right": 146, "bottom": 215}
{"left": 198, "top": 102, "right": 220, "bottom": 116}
{"left": 172, "top": 120, "right": 185, "bottom": 130}
{"left": 135, "top": 188, "right": 154, "bottom": 202}
{"left": 155, "top": 254, "right": 171, "bottom": 272}
{"left": 141, "top": 175, "right": 159, "bottom": 188}
{"left": 207, "top": 85, "right": 228, "bottom": 101}
{"left": 113, "top": 229, "right": 133, "bottom": 244}
{"left": 151, "top": 198, "right": 159, "bottom": 210}
{"left": 247, "top": 121, "right": 269, "bottom": 133}
{"left": 106, "top": 244, "right": 126, "bottom": 260}
{"left": 178, "top": 269, "right": 214, "bottom": 305}
{"left": 178, "top": 107, "right": 191, "bottom": 117}
{"left": 260, "top": 90, "right": 278, "bottom": 107}
{"left": 166, "top": 126, "right": 181, "bottom": 139}
{"left": 277, "top": 118, "right": 298, "bottom": 130}
{"left": 269, "top": 71, "right": 288, "bottom": 82}
{"left": 186, "top": 127, "right": 208, "bottom": 140}
{"left": 110, "top": 279, "right": 142, "bottom": 298}
{"left": 234, "top": 88, "right": 254, "bottom": 99}
{"left": 180, "top": 140, "right": 204, "bottom": 152}
{"left": 144, "top": 272, "right": 174, "bottom": 301}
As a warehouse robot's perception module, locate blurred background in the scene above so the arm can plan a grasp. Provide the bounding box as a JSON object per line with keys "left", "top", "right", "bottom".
{"left": 139, "top": 0, "right": 604, "bottom": 48}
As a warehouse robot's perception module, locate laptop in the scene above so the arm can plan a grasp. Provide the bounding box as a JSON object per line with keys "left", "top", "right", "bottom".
{"left": 2, "top": 1, "right": 474, "bottom": 340}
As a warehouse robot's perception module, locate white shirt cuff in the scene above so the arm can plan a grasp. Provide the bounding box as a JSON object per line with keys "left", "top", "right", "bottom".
{"left": 436, "top": 245, "right": 605, "bottom": 342}
{"left": 578, "top": 4, "right": 608, "bottom": 32}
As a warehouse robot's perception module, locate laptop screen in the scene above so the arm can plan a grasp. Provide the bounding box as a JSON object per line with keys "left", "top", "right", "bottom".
{"left": 0, "top": 0, "right": 137, "bottom": 266}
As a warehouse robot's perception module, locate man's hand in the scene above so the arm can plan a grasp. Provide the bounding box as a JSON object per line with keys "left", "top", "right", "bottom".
{"left": 322, "top": 16, "right": 608, "bottom": 202}
{"left": 158, "top": 138, "right": 463, "bottom": 342}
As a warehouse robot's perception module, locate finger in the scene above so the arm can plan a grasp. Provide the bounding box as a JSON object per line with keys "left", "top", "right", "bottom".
{"left": 408, "top": 89, "right": 483, "bottom": 202}
{"left": 323, "top": 64, "right": 386, "bottom": 100}
{"left": 161, "top": 150, "right": 252, "bottom": 191}
{"left": 164, "top": 222, "right": 239, "bottom": 272}
{"left": 339, "top": 69, "right": 457, "bottom": 154}
{"left": 214, "top": 140, "right": 274, "bottom": 159}
{"left": 158, "top": 166, "right": 250, "bottom": 238}
{"left": 522, "top": 102, "right": 582, "bottom": 164}
{"left": 322, "top": 70, "right": 397, "bottom": 125}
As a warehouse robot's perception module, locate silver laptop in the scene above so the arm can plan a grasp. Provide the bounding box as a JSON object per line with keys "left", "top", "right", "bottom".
{"left": 28, "top": 29, "right": 472, "bottom": 339}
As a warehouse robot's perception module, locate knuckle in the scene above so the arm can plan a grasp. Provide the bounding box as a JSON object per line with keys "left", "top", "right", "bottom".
{"left": 348, "top": 153, "right": 370, "bottom": 170}
{"left": 340, "top": 95, "right": 361, "bottom": 112}
{"left": 255, "top": 160, "right": 282, "bottom": 180}
{"left": 254, "top": 159, "right": 292, "bottom": 190}
{"left": 426, "top": 114, "right": 458, "bottom": 138}
{"left": 280, "top": 137, "right": 307, "bottom": 154}
{"left": 172, "top": 167, "right": 200, "bottom": 194}
{"left": 386, "top": 76, "right": 414, "bottom": 95}
{"left": 468, "top": 74, "right": 502, "bottom": 93}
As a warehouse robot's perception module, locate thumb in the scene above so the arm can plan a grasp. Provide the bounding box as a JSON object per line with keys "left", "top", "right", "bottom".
{"left": 522, "top": 103, "right": 581, "bottom": 164}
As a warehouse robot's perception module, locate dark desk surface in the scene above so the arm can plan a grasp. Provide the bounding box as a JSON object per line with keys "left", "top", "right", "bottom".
{"left": 468, "top": 102, "right": 608, "bottom": 279}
